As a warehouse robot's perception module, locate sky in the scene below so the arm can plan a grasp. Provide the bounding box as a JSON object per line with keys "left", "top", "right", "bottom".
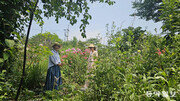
{"left": 28, "top": 0, "right": 162, "bottom": 44}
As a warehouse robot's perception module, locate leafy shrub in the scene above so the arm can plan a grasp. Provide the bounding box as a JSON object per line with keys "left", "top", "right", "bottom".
{"left": 80, "top": 32, "right": 180, "bottom": 101}
{"left": 61, "top": 48, "right": 90, "bottom": 85}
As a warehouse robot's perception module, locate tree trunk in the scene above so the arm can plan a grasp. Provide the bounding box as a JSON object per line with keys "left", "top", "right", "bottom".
{"left": 15, "top": 0, "right": 39, "bottom": 100}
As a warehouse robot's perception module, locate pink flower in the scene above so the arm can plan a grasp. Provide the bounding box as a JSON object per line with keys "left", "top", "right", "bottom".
{"left": 61, "top": 51, "right": 64, "bottom": 53}
{"left": 77, "top": 48, "right": 81, "bottom": 51}
{"left": 162, "top": 48, "right": 166, "bottom": 53}
{"left": 84, "top": 57, "right": 88, "bottom": 59}
{"left": 62, "top": 55, "right": 68, "bottom": 58}
{"left": 158, "top": 51, "right": 162, "bottom": 55}
{"left": 162, "top": 50, "right": 165, "bottom": 53}
{"left": 61, "top": 59, "right": 64, "bottom": 61}
{"left": 155, "top": 49, "right": 162, "bottom": 55}
{"left": 66, "top": 49, "right": 71, "bottom": 52}
{"left": 72, "top": 48, "right": 76, "bottom": 51}
{"left": 73, "top": 51, "right": 76, "bottom": 54}
{"left": 85, "top": 49, "right": 90, "bottom": 53}
{"left": 85, "top": 49, "right": 88, "bottom": 52}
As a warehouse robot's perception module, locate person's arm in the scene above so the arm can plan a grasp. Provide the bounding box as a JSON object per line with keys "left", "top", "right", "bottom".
{"left": 49, "top": 54, "right": 59, "bottom": 65}
{"left": 93, "top": 51, "right": 98, "bottom": 61}
{"left": 57, "top": 54, "right": 63, "bottom": 66}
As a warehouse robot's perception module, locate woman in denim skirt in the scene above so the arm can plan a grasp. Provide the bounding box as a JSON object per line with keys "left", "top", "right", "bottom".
{"left": 44, "top": 42, "right": 62, "bottom": 90}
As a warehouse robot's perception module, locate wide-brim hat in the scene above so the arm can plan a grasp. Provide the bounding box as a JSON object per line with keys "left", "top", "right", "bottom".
{"left": 88, "top": 44, "right": 96, "bottom": 48}
{"left": 52, "top": 42, "right": 61, "bottom": 48}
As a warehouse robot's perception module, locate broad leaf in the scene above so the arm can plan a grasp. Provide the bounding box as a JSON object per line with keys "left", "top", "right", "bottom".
{"left": 5, "top": 39, "right": 15, "bottom": 48}
{"left": 3, "top": 53, "right": 9, "bottom": 60}
{"left": 0, "top": 58, "right": 3, "bottom": 63}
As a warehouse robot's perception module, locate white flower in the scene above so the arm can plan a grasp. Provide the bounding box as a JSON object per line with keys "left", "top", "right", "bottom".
{"left": 39, "top": 44, "right": 43, "bottom": 46}
{"left": 162, "top": 91, "right": 169, "bottom": 98}
{"left": 146, "top": 91, "right": 152, "bottom": 97}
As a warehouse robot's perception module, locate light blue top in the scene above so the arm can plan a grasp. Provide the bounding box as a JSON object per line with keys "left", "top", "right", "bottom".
{"left": 48, "top": 49, "right": 61, "bottom": 69}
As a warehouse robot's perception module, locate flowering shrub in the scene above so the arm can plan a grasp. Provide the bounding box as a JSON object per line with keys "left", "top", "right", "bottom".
{"left": 79, "top": 34, "right": 180, "bottom": 101}
{"left": 12, "top": 44, "right": 52, "bottom": 92}
{"left": 60, "top": 48, "right": 90, "bottom": 85}
{"left": 25, "top": 44, "right": 52, "bottom": 90}
{"left": 155, "top": 48, "right": 166, "bottom": 56}
{"left": 2, "top": 32, "right": 179, "bottom": 101}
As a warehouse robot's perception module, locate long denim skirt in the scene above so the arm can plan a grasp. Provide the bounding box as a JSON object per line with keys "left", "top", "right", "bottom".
{"left": 44, "top": 65, "right": 62, "bottom": 90}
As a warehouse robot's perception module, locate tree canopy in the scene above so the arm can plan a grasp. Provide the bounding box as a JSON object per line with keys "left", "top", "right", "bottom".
{"left": 132, "top": 0, "right": 180, "bottom": 42}
{"left": 29, "top": 32, "right": 63, "bottom": 48}
{"left": 132, "top": 0, "right": 162, "bottom": 22}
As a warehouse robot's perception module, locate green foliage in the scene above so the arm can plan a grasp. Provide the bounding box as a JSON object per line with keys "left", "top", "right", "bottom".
{"left": 80, "top": 32, "right": 180, "bottom": 101}
{"left": 0, "top": 39, "right": 15, "bottom": 64}
{"left": 2, "top": 42, "right": 52, "bottom": 100}
{"left": 0, "top": 70, "right": 16, "bottom": 100}
{"left": 72, "top": 37, "right": 78, "bottom": 47}
{"left": 34, "top": 28, "right": 179, "bottom": 101}
{"left": 1, "top": 0, "right": 114, "bottom": 98}
{"left": 132, "top": 0, "right": 162, "bottom": 22}
{"left": 24, "top": 44, "right": 51, "bottom": 91}
{"left": 0, "top": 38, "right": 19, "bottom": 70}
{"left": 86, "top": 38, "right": 100, "bottom": 45}
{"left": 1, "top": 0, "right": 179, "bottom": 100}
{"left": 0, "top": 0, "right": 115, "bottom": 70}
{"left": 107, "top": 25, "right": 146, "bottom": 51}
{"left": 5, "top": 39, "right": 15, "bottom": 48}
{"left": 160, "top": 0, "right": 180, "bottom": 43}
{"left": 0, "top": 0, "right": 36, "bottom": 67}
{"left": 39, "top": 0, "right": 115, "bottom": 38}
{"left": 29, "top": 32, "right": 62, "bottom": 48}
{"left": 1, "top": 26, "right": 179, "bottom": 100}
{"left": 60, "top": 48, "right": 89, "bottom": 85}
{"left": 132, "top": 0, "right": 180, "bottom": 44}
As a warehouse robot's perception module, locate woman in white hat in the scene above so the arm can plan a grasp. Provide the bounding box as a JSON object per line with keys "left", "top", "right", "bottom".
{"left": 87, "top": 44, "right": 98, "bottom": 70}
{"left": 81, "top": 44, "right": 98, "bottom": 90}
{"left": 44, "top": 42, "right": 62, "bottom": 90}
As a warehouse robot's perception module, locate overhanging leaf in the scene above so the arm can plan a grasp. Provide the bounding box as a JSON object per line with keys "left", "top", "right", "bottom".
{"left": 0, "top": 58, "right": 4, "bottom": 63}
{"left": 3, "top": 53, "right": 9, "bottom": 60}
{"left": 5, "top": 39, "right": 15, "bottom": 48}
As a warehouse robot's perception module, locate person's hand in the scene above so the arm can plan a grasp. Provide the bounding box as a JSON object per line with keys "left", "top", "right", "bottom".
{"left": 62, "top": 63, "right": 66, "bottom": 65}
{"left": 58, "top": 63, "right": 62, "bottom": 66}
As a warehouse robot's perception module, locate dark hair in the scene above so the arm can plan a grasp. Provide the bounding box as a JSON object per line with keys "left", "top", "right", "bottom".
{"left": 94, "top": 47, "right": 96, "bottom": 50}
{"left": 52, "top": 44, "right": 61, "bottom": 49}
{"left": 89, "top": 47, "right": 96, "bottom": 50}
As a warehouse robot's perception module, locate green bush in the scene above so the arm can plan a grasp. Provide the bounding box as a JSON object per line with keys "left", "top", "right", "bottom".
{"left": 80, "top": 33, "right": 180, "bottom": 101}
